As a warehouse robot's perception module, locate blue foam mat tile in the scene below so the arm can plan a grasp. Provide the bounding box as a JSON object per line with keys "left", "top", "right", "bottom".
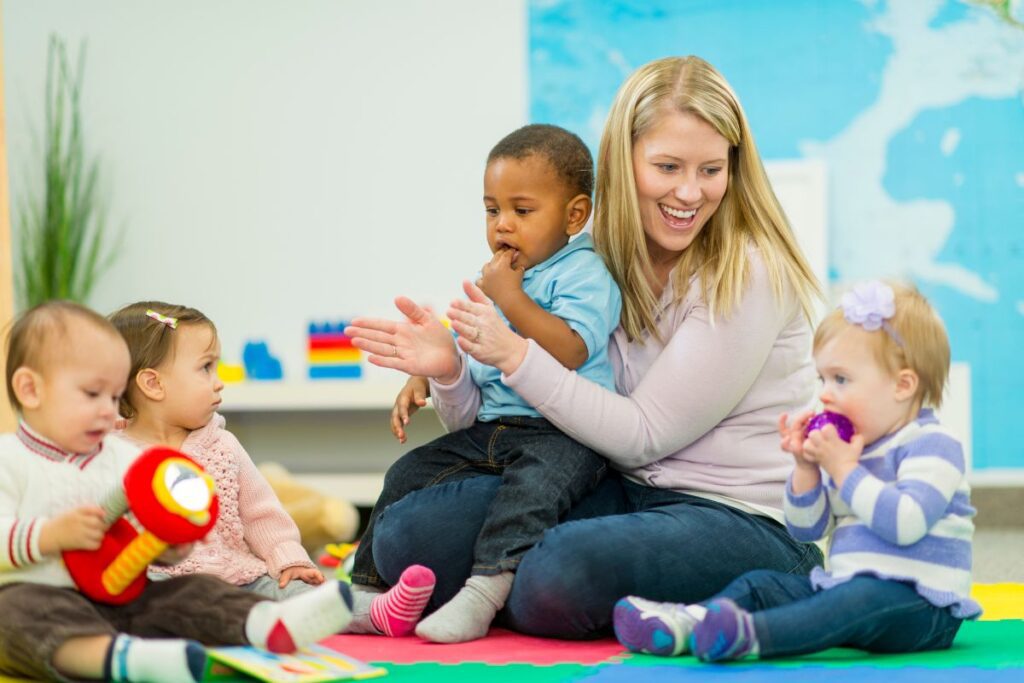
{"left": 574, "top": 665, "right": 1021, "bottom": 682}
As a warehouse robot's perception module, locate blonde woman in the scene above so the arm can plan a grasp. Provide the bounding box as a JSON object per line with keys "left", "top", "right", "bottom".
{"left": 346, "top": 56, "right": 824, "bottom": 639}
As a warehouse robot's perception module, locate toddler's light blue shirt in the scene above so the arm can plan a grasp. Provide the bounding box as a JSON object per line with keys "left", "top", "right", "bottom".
{"left": 469, "top": 233, "right": 621, "bottom": 421}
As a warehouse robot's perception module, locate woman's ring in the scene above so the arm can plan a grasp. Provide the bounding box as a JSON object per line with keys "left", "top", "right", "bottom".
{"left": 391, "top": 344, "right": 398, "bottom": 357}
{"left": 473, "top": 328, "right": 481, "bottom": 343}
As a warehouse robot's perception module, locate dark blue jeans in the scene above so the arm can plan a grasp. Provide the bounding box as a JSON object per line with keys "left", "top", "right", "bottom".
{"left": 713, "top": 570, "right": 964, "bottom": 657}
{"left": 351, "top": 417, "right": 607, "bottom": 587}
{"left": 372, "top": 474, "right": 823, "bottom": 639}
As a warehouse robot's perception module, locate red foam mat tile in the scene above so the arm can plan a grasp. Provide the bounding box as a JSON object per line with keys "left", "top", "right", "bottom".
{"left": 323, "top": 628, "right": 627, "bottom": 665}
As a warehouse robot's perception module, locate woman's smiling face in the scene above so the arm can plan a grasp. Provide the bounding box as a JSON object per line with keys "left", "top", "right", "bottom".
{"left": 631, "top": 109, "right": 730, "bottom": 265}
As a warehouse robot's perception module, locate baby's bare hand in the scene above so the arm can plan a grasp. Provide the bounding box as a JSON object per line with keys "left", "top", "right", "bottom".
{"left": 279, "top": 565, "right": 325, "bottom": 588}
{"left": 478, "top": 250, "right": 525, "bottom": 306}
{"left": 391, "top": 376, "right": 430, "bottom": 443}
{"left": 778, "top": 410, "right": 814, "bottom": 460}
{"left": 39, "top": 504, "right": 107, "bottom": 555}
{"left": 155, "top": 543, "right": 194, "bottom": 565}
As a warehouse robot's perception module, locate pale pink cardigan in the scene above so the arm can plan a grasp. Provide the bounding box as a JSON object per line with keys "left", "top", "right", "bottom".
{"left": 124, "top": 414, "right": 314, "bottom": 586}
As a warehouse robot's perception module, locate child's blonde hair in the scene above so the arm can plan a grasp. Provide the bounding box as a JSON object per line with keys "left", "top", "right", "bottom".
{"left": 109, "top": 301, "right": 216, "bottom": 419}
{"left": 814, "top": 282, "right": 950, "bottom": 409}
{"left": 5, "top": 301, "right": 123, "bottom": 411}
{"left": 594, "top": 55, "right": 820, "bottom": 342}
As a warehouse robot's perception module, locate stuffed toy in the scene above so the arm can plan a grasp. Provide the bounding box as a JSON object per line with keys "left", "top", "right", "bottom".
{"left": 258, "top": 462, "right": 360, "bottom": 552}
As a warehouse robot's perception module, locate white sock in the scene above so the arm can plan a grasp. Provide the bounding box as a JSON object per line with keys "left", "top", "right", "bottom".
{"left": 344, "top": 584, "right": 383, "bottom": 634}
{"left": 415, "top": 571, "right": 513, "bottom": 643}
{"left": 246, "top": 580, "right": 354, "bottom": 653}
{"left": 687, "top": 604, "right": 708, "bottom": 621}
{"left": 106, "top": 634, "right": 206, "bottom": 683}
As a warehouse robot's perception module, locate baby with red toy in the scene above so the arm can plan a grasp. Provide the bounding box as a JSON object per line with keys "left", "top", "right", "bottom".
{"left": 0, "top": 301, "right": 353, "bottom": 683}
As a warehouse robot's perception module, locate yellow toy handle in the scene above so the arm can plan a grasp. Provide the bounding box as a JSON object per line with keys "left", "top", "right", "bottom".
{"left": 99, "top": 456, "right": 216, "bottom": 596}
{"left": 101, "top": 531, "right": 168, "bottom": 595}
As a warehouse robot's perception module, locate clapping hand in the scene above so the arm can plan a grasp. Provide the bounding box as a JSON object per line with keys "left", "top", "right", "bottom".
{"left": 447, "top": 280, "right": 529, "bottom": 375}
{"left": 346, "top": 297, "right": 461, "bottom": 383}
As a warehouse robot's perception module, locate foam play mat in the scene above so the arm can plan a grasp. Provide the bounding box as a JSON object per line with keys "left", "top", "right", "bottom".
{"left": 0, "top": 583, "right": 1020, "bottom": 682}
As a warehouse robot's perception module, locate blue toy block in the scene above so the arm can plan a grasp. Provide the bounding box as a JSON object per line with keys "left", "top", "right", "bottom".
{"left": 308, "top": 321, "right": 352, "bottom": 336}
{"left": 308, "top": 365, "right": 362, "bottom": 380}
{"left": 242, "top": 341, "right": 284, "bottom": 380}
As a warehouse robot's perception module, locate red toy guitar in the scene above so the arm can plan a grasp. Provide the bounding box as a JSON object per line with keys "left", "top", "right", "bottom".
{"left": 63, "top": 446, "right": 219, "bottom": 604}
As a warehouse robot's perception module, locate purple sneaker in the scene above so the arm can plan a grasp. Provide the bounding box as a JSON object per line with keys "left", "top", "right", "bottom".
{"left": 690, "top": 598, "right": 757, "bottom": 662}
{"left": 613, "top": 596, "right": 701, "bottom": 657}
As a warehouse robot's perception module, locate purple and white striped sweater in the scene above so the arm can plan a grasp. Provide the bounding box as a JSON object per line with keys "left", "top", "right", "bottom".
{"left": 784, "top": 409, "right": 981, "bottom": 618}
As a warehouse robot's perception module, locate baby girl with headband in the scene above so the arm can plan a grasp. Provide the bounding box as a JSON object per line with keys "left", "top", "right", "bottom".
{"left": 614, "top": 280, "right": 980, "bottom": 662}
{"left": 110, "top": 302, "right": 323, "bottom": 599}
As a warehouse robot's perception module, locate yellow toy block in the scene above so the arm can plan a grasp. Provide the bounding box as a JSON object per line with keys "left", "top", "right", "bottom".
{"left": 217, "top": 362, "right": 246, "bottom": 383}
{"left": 307, "top": 348, "right": 362, "bottom": 363}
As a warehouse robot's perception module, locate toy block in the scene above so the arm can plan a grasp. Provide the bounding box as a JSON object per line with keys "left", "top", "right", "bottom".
{"left": 217, "top": 362, "right": 245, "bottom": 383}
{"left": 308, "top": 322, "right": 351, "bottom": 336}
{"left": 242, "top": 341, "right": 284, "bottom": 380}
{"left": 309, "top": 365, "right": 363, "bottom": 380}
{"left": 308, "top": 336, "right": 355, "bottom": 350}
{"left": 308, "top": 348, "right": 362, "bottom": 364}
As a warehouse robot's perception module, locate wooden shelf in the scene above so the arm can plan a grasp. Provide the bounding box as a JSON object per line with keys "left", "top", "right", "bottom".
{"left": 220, "top": 380, "right": 432, "bottom": 412}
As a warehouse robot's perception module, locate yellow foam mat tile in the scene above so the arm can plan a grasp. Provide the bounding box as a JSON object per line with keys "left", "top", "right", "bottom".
{"left": 972, "top": 582, "right": 1024, "bottom": 621}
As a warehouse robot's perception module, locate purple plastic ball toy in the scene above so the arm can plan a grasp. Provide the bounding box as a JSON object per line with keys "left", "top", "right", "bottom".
{"left": 805, "top": 411, "right": 855, "bottom": 443}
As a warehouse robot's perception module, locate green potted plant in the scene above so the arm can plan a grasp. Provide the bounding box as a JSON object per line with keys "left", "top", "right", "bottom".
{"left": 15, "top": 35, "right": 117, "bottom": 309}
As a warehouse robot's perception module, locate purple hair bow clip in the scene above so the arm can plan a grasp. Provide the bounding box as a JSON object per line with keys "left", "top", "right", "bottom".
{"left": 841, "top": 280, "right": 902, "bottom": 345}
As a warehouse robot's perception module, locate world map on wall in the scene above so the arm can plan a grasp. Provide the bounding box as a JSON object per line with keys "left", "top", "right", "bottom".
{"left": 529, "top": 0, "right": 1024, "bottom": 470}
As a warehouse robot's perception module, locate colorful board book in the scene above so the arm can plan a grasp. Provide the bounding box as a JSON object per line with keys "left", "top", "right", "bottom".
{"left": 205, "top": 644, "right": 386, "bottom": 682}
{"left": 308, "top": 322, "right": 363, "bottom": 379}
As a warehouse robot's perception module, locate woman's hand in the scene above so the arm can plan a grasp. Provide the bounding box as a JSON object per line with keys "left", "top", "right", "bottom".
{"left": 392, "top": 376, "right": 430, "bottom": 444}
{"left": 345, "top": 297, "right": 461, "bottom": 383}
{"left": 447, "top": 280, "right": 529, "bottom": 375}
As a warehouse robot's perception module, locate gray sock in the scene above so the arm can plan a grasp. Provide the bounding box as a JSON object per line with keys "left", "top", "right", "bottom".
{"left": 415, "top": 571, "right": 513, "bottom": 643}
{"left": 343, "top": 584, "right": 383, "bottom": 634}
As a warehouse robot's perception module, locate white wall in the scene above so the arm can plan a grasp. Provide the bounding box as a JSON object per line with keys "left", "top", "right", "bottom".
{"left": 4, "top": 1, "right": 978, "bottom": 483}
{"left": 5, "top": 0, "right": 527, "bottom": 377}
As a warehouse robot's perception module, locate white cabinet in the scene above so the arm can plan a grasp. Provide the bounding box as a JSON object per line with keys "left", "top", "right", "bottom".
{"left": 219, "top": 381, "right": 446, "bottom": 506}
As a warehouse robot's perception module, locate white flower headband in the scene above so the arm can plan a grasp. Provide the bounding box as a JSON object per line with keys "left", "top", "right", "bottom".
{"left": 841, "top": 280, "right": 903, "bottom": 346}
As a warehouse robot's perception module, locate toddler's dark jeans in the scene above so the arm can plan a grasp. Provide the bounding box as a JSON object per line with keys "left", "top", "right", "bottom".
{"left": 351, "top": 417, "right": 606, "bottom": 587}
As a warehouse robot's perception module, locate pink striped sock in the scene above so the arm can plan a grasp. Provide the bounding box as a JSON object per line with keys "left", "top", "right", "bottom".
{"left": 369, "top": 565, "right": 436, "bottom": 637}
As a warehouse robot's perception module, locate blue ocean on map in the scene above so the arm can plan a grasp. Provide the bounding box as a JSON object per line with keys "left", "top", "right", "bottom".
{"left": 529, "top": 0, "right": 1024, "bottom": 468}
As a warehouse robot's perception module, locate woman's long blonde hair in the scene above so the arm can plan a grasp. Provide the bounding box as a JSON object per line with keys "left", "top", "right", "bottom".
{"left": 594, "top": 56, "right": 820, "bottom": 342}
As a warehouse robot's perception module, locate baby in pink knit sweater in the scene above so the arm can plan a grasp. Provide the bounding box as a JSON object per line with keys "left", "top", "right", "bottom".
{"left": 110, "top": 301, "right": 323, "bottom": 600}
